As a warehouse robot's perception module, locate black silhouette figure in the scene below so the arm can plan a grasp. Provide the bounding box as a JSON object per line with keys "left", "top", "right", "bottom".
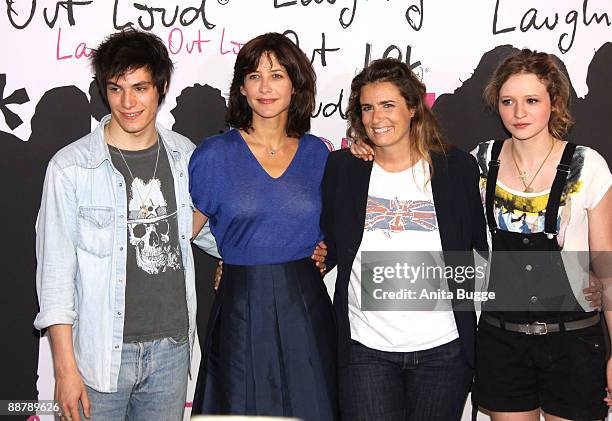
{"left": 0, "top": 86, "right": 91, "bottom": 402}
{"left": 170, "top": 83, "right": 228, "bottom": 355}
{"left": 571, "top": 42, "right": 612, "bottom": 164}
{"left": 171, "top": 83, "right": 228, "bottom": 145}
{"left": 89, "top": 79, "right": 110, "bottom": 122}
{"left": 432, "top": 45, "right": 517, "bottom": 153}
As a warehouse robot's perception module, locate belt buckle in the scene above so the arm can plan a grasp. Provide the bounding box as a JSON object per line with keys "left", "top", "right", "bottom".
{"left": 528, "top": 321, "right": 548, "bottom": 335}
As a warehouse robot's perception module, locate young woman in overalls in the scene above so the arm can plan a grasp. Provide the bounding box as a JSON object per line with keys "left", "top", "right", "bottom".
{"left": 470, "top": 49, "right": 612, "bottom": 421}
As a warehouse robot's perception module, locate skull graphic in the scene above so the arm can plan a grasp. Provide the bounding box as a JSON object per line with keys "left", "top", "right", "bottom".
{"left": 129, "top": 219, "right": 171, "bottom": 274}
{"left": 126, "top": 178, "right": 181, "bottom": 274}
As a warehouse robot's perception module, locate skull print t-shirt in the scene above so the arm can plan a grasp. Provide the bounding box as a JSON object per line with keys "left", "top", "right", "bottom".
{"left": 109, "top": 139, "right": 188, "bottom": 343}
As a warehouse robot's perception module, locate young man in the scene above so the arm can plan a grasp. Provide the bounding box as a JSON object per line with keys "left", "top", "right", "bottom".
{"left": 33, "top": 29, "right": 217, "bottom": 421}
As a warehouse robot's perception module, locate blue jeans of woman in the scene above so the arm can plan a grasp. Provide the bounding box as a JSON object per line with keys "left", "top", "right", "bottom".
{"left": 339, "top": 338, "right": 472, "bottom": 421}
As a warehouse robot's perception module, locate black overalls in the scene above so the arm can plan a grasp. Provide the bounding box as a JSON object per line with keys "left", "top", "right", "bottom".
{"left": 483, "top": 140, "right": 588, "bottom": 322}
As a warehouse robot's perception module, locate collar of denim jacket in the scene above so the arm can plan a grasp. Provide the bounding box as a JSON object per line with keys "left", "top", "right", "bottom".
{"left": 86, "top": 114, "right": 184, "bottom": 169}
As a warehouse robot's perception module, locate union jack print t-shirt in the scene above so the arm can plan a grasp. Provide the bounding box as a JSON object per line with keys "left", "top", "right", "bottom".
{"left": 348, "top": 160, "right": 459, "bottom": 352}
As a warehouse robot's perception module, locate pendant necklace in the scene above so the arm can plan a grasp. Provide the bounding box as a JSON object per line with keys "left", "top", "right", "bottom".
{"left": 248, "top": 130, "right": 286, "bottom": 157}
{"left": 511, "top": 137, "right": 555, "bottom": 193}
{"left": 106, "top": 127, "right": 160, "bottom": 218}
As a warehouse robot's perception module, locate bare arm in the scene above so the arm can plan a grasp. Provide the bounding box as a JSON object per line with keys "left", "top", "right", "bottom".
{"left": 590, "top": 187, "right": 612, "bottom": 307}
{"left": 587, "top": 187, "right": 612, "bottom": 405}
{"left": 48, "top": 324, "right": 90, "bottom": 420}
{"left": 192, "top": 208, "right": 209, "bottom": 239}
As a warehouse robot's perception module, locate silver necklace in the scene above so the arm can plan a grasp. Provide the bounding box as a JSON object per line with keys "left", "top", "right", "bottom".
{"left": 106, "top": 129, "right": 161, "bottom": 219}
{"left": 247, "top": 131, "right": 286, "bottom": 157}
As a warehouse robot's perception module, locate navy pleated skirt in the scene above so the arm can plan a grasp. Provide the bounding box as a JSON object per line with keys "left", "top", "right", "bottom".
{"left": 192, "top": 258, "right": 338, "bottom": 421}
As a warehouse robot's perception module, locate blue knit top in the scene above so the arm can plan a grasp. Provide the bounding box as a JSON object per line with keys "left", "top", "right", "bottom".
{"left": 189, "top": 129, "right": 329, "bottom": 265}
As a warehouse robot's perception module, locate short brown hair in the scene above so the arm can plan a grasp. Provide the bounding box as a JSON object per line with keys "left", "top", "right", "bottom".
{"left": 347, "top": 58, "right": 447, "bottom": 171}
{"left": 226, "top": 33, "right": 316, "bottom": 138}
{"left": 483, "top": 49, "right": 573, "bottom": 139}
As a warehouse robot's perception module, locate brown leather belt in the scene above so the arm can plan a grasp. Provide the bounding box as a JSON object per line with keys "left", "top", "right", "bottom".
{"left": 482, "top": 313, "right": 600, "bottom": 335}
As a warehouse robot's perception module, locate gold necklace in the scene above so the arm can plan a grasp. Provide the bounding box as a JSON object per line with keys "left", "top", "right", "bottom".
{"left": 510, "top": 138, "right": 555, "bottom": 193}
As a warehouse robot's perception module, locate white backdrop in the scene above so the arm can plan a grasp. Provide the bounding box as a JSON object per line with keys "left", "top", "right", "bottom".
{"left": 3, "top": 0, "right": 611, "bottom": 420}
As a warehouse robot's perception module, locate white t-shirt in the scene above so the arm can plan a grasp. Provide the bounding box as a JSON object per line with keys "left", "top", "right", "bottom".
{"left": 472, "top": 141, "right": 612, "bottom": 310}
{"left": 348, "top": 160, "right": 459, "bottom": 352}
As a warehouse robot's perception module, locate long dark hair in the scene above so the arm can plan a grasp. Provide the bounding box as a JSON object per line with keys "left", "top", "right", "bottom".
{"left": 226, "top": 33, "right": 316, "bottom": 138}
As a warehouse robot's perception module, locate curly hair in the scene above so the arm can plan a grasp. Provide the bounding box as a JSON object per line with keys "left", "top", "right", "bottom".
{"left": 483, "top": 48, "right": 574, "bottom": 140}
{"left": 226, "top": 33, "right": 316, "bottom": 138}
{"left": 91, "top": 28, "right": 173, "bottom": 105}
{"left": 347, "top": 58, "right": 447, "bottom": 172}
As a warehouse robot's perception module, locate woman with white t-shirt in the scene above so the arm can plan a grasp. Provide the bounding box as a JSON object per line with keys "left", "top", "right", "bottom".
{"left": 321, "top": 58, "right": 488, "bottom": 420}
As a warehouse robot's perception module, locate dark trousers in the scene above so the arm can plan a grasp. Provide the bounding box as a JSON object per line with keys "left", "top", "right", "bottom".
{"left": 339, "top": 338, "right": 472, "bottom": 421}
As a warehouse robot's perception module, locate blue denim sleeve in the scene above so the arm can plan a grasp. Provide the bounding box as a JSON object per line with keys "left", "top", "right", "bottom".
{"left": 34, "top": 160, "right": 78, "bottom": 330}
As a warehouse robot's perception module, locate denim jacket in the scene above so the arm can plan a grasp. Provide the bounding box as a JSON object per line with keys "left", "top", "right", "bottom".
{"left": 34, "top": 115, "right": 218, "bottom": 392}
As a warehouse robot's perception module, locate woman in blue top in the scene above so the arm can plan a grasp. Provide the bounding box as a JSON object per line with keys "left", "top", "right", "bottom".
{"left": 189, "top": 33, "right": 337, "bottom": 420}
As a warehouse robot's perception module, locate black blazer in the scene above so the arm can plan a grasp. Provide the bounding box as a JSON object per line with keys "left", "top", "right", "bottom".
{"left": 321, "top": 147, "right": 488, "bottom": 368}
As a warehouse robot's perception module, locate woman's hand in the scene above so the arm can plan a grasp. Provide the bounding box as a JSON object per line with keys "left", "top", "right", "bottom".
{"left": 605, "top": 357, "right": 612, "bottom": 406}
{"left": 311, "top": 241, "right": 327, "bottom": 275}
{"left": 214, "top": 260, "right": 222, "bottom": 291}
{"left": 584, "top": 271, "right": 603, "bottom": 310}
{"left": 350, "top": 138, "right": 375, "bottom": 161}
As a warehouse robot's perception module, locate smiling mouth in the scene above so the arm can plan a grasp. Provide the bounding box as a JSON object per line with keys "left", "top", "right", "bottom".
{"left": 121, "top": 111, "right": 143, "bottom": 120}
{"left": 372, "top": 127, "right": 392, "bottom": 134}
{"left": 257, "top": 99, "right": 277, "bottom": 104}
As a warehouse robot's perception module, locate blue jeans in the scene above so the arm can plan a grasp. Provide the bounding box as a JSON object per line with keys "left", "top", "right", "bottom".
{"left": 79, "top": 336, "right": 189, "bottom": 421}
{"left": 340, "top": 338, "right": 472, "bottom": 421}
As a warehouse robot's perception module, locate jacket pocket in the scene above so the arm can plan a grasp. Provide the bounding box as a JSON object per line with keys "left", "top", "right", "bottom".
{"left": 77, "top": 206, "right": 114, "bottom": 258}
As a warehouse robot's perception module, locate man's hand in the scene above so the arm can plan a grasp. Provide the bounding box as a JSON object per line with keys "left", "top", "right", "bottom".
{"left": 311, "top": 241, "right": 328, "bottom": 275}
{"left": 48, "top": 325, "right": 90, "bottom": 420}
{"left": 55, "top": 369, "right": 90, "bottom": 420}
{"left": 350, "top": 138, "right": 375, "bottom": 161}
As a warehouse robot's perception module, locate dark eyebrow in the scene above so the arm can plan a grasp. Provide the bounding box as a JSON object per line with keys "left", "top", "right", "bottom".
{"left": 360, "top": 99, "right": 397, "bottom": 106}
{"left": 107, "top": 81, "right": 153, "bottom": 88}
